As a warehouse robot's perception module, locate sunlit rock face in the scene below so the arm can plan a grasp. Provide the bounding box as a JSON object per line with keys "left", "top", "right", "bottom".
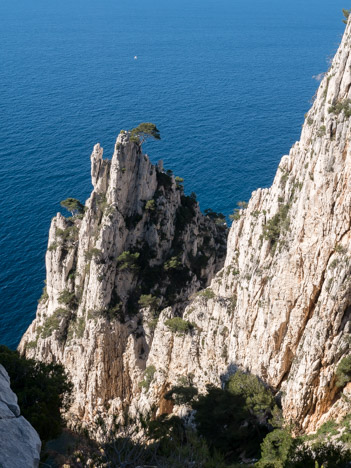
{"left": 19, "top": 131, "right": 227, "bottom": 425}
{"left": 20, "top": 19, "right": 351, "bottom": 434}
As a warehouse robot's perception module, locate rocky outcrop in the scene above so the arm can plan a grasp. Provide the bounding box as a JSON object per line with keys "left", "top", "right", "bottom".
{"left": 135, "top": 18, "right": 351, "bottom": 432}
{"left": 0, "top": 365, "right": 41, "bottom": 468}
{"left": 19, "top": 133, "right": 226, "bottom": 425}
{"left": 20, "top": 18, "right": 351, "bottom": 435}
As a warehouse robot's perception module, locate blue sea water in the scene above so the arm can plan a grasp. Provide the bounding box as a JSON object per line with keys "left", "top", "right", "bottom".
{"left": 0, "top": 0, "right": 346, "bottom": 348}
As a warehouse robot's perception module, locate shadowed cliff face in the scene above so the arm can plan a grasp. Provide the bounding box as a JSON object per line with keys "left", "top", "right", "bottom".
{"left": 20, "top": 19, "right": 351, "bottom": 434}
{"left": 19, "top": 132, "right": 227, "bottom": 424}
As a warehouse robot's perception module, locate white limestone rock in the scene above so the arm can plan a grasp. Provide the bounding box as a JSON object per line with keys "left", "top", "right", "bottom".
{"left": 0, "top": 365, "right": 41, "bottom": 468}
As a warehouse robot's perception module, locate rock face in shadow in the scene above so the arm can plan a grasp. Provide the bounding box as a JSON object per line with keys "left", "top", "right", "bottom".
{"left": 20, "top": 18, "right": 351, "bottom": 434}
{"left": 0, "top": 364, "right": 41, "bottom": 468}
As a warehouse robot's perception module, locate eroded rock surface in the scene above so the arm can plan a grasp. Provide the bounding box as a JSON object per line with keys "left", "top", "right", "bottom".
{"left": 19, "top": 133, "right": 226, "bottom": 425}
{"left": 20, "top": 18, "right": 351, "bottom": 434}
{"left": 0, "top": 365, "right": 41, "bottom": 468}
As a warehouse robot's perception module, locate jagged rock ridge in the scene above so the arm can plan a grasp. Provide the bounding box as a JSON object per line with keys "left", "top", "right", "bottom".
{"left": 19, "top": 132, "right": 227, "bottom": 423}
{"left": 21, "top": 18, "right": 351, "bottom": 434}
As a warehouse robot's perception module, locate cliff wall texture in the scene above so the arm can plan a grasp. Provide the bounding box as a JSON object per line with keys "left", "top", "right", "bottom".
{"left": 20, "top": 18, "right": 351, "bottom": 433}
{"left": 0, "top": 364, "right": 41, "bottom": 468}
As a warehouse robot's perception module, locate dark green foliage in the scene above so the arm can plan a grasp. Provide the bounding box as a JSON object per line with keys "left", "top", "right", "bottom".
{"left": 165, "top": 317, "right": 194, "bottom": 334}
{"left": 145, "top": 199, "right": 156, "bottom": 211}
{"left": 48, "top": 242, "right": 58, "bottom": 251}
{"left": 175, "top": 176, "right": 184, "bottom": 187}
{"left": 130, "top": 122, "right": 161, "bottom": 143}
{"left": 138, "top": 294, "right": 159, "bottom": 311}
{"left": 256, "top": 429, "right": 293, "bottom": 467}
{"left": 193, "top": 385, "right": 264, "bottom": 461}
{"left": 343, "top": 8, "right": 351, "bottom": 24}
{"left": 229, "top": 201, "right": 248, "bottom": 222}
{"left": 165, "top": 385, "right": 199, "bottom": 405}
{"left": 85, "top": 247, "right": 102, "bottom": 262}
{"left": 205, "top": 208, "right": 226, "bottom": 226}
{"left": 328, "top": 98, "right": 351, "bottom": 117}
{"left": 227, "top": 370, "right": 276, "bottom": 417}
{"left": 38, "top": 286, "right": 48, "bottom": 303}
{"left": 60, "top": 198, "right": 84, "bottom": 216}
{"left": 193, "top": 371, "right": 278, "bottom": 462}
{"left": 164, "top": 256, "right": 182, "bottom": 270}
{"left": 156, "top": 170, "right": 173, "bottom": 189}
{"left": 55, "top": 225, "right": 79, "bottom": 243}
{"left": 0, "top": 346, "right": 72, "bottom": 441}
{"left": 288, "top": 442, "right": 351, "bottom": 467}
{"left": 176, "top": 195, "right": 197, "bottom": 227}
{"left": 67, "top": 317, "right": 85, "bottom": 340}
{"left": 139, "top": 365, "right": 156, "bottom": 391}
{"left": 335, "top": 356, "right": 351, "bottom": 387}
{"left": 117, "top": 251, "right": 140, "bottom": 271}
{"left": 58, "top": 289, "right": 78, "bottom": 309}
{"left": 41, "top": 308, "right": 71, "bottom": 338}
{"left": 262, "top": 204, "right": 290, "bottom": 249}
{"left": 198, "top": 288, "right": 216, "bottom": 299}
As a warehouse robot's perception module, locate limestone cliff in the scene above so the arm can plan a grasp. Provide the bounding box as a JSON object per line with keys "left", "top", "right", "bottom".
{"left": 20, "top": 18, "right": 351, "bottom": 434}
{"left": 0, "top": 365, "right": 41, "bottom": 468}
{"left": 19, "top": 132, "right": 226, "bottom": 424}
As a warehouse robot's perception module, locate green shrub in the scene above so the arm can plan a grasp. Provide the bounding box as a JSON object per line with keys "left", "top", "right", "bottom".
{"left": 148, "top": 317, "right": 158, "bottom": 331}
{"left": 117, "top": 251, "right": 140, "bottom": 271}
{"left": 41, "top": 308, "right": 70, "bottom": 338}
{"left": 145, "top": 199, "right": 156, "bottom": 211}
{"left": 227, "top": 370, "right": 276, "bottom": 417}
{"left": 60, "top": 198, "right": 84, "bottom": 216}
{"left": 262, "top": 204, "right": 290, "bottom": 249}
{"left": 165, "top": 385, "right": 198, "bottom": 405}
{"left": 38, "top": 286, "right": 48, "bottom": 303}
{"left": 204, "top": 208, "right": 226, "bottom": 226}
{"left": 175, "top": 176, "right": 184, "bottom": 187}
{"left": 328, "top": 99, "right": 351, "bottom": 117}
{"left": 317, "top": 125, "right": 326, "bottom": 137}
{"left": 58, "top": 289, "right": 78, "bottom": 309}
{"left": 138, "top": 294, "right": 159, "bottom": 311}
{"left": 55, "top": 225, "right": 79, "bottom": 242}
{"left": 198, "top": 288, "right": 216, "bottom": 300}
{"left": 316, "top": 420, "right": 338, "bottom": 437}
{"left": 0, "top": 345, "right": 72, "bottom": 441}
{"left": 85, "top": 247, "right": 102, "bottom": 261}
{"left": 165, "top": 317, "right": 194, "bottom": 334}
{"left": 335, "top": 356, "right": 351, "bottom": 387}
{"left": 48, "top": 242, "right": 58, "bottom": 251}
{"left": 130, "top": 123, "right": 161, "bottom": 143}
{"left": 193, "top": 383, "right": 272, "bottom": 461}
{"left": 164, "top": 256, "right": 182, "bottom": 270}
{"left": 139, "top": 365, "right": 156, "bottom": 391}
{"left": 343, "top": 8, "right": 351, "bottom": 24}
{"left": 67, "top": 317, "right": 86, "bottom": 340}
{"left": 256, "top": 429, "right": 293, "bottom": 468}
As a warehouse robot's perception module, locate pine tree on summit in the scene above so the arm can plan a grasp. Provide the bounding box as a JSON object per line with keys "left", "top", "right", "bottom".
{"left": 60, "top": 198, "right": 84, "bottom": 216}
{"left": 130, "top": 123, "right": 161, "bottom": 143}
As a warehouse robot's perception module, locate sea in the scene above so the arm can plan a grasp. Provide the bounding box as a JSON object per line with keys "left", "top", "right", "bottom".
{"left": 0, "top": 0, "right": 347, "bottom": 348}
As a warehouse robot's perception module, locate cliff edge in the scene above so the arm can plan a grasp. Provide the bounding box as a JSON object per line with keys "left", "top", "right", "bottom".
{"left": 20, "top": 18, "right": 351, "bottom": 434}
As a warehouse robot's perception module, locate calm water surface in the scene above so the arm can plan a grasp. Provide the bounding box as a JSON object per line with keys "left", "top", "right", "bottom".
{"left": 0, "top": 0, "right": 346, "bottom": 347}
